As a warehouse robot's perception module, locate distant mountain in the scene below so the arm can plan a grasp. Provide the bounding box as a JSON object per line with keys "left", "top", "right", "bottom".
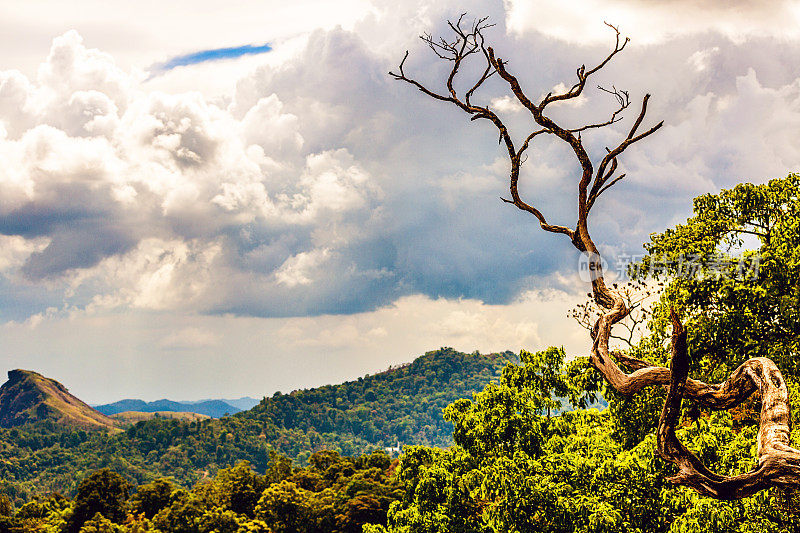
{"left": 94, "top": 398, "right": 240, "bottom": 418}
{"left": 555, "top": 395, "right": 608, "bottom": 415}
{"left": 0, "top": 370, "right": 116, "bottom": 430}
{"left": 188, "top": 397, "right": 261, "bottom": 411}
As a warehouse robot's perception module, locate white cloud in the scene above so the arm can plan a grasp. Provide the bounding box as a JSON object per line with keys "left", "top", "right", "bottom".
{"left": 2, "top": 9, "right": 800, "bottom": 323}
{"left": 688, "top": 47, "right": 720, "bottom": 72}
{"left": 0, "top": 236, "right": 49, "bottom": 272}
{"left": 435, "top": 309, "right": 542, "bottom": 349}
{"left": 622, "top": 68, "right": 800, "bottom": 195}
{"left": 79, "top": 238, "right": 223, "bottom": 312}
{"left": 0, "top": 30, "right": 388, "bottom": 315}
{"left": 37, "top": 30, "right": 133, "bottom": 114}
{"left": 505, "top": 0, "right": 800, "bottom": 44}
{"left": 491, "top": 95, "right": 524, "bottom": 113}
{"left": 241, "top": 94, "right": 304, "bottom": 156}
{"left": 0, "top": 1, "right": 376, "bottom": 85}
{"left": 275, "top": 248, "right": 331, "bottom": 287}
{"left": 273, "top": 291, "right": 586, "bottom": 356}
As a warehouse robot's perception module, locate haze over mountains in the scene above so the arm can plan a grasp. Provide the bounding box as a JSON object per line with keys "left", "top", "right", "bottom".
{"left": 93, "top": 397, "right": 260, "bottom": 418}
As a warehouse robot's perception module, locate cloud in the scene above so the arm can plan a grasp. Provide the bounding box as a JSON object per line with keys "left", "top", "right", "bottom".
{"left": 275, "top": 248, "right": 331, "bottom": 287}
{"left": 151, "top": 43, "right": 273, "bottom": 74}
{"left": 505, "top": 0, "right": 800, "bottom": 44}
{"left": 1, "top": 5, "right": 800, "bottom": 324}
{"left": 490, "top": 95, "right": 524, "bottom": 113}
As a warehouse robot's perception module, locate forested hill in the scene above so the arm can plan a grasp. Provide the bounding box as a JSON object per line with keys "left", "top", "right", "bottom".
{"left": 0, "top": 348, "right": 515, "bottom": 497}
{"left": 240, "top": 348, "right": 517, "bottom": 447}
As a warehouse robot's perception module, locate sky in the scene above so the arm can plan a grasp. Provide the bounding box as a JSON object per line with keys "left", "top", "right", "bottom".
{"left": 1, "top": 0, "right": 800, "bottom": 403}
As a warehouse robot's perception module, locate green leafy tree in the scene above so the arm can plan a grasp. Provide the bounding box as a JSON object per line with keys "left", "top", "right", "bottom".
{"left": 379, "top": 347, "right": 798, "bottom": 532}
{"left": 254, "top": 480, "right": 314, "bottom": 532}
{"left": 197, "top": 461, "right": 267, "bottom": 518}
{"left": 11, "top": 493, "right": 71, "bottom": 532}
{"left": 129, "top": 478, "right": 175, "bottom": 519}
{"left": 0, "top": 494, "right": 11, "bottom": 517}
{"left": 635, "top": 174, "right": 800, "bottom": 380}
{"left": 150, "top": 489, "right": 195, "bottom": 532}
{"left": 78, "top": 512, "right": 122, "bottom": 533}
{"left": 66, "top": 470, "right": 131, "bottom": 533}
{"left": 264, "top": 450, "right": 294, "bottom": 485}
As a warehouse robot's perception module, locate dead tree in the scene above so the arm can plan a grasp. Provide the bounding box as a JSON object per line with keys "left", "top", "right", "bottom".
{"left": 391, "top": 15, "right": 800, "bottom": 499}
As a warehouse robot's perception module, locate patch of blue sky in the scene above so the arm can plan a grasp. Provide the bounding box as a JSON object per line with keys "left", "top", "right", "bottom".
{"left": 155, "top": 43, "right": 272, "bottom": 71}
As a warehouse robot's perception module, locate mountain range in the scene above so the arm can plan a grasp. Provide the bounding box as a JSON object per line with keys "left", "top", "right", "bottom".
{"left": 93, "top": 398, "right": 250, "bottom": 418}
{"left": 0, "top": 348, "right": 518, "bottom": 495}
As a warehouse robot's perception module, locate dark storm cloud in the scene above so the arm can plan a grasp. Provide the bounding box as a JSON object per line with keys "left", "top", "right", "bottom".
{"left": 21, "top": 221, "right": 136, "bottom": 280}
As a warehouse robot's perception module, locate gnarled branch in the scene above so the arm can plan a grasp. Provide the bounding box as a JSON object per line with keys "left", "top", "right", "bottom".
{"left": 655, "top": 309, "right": 800, "bottom": 499}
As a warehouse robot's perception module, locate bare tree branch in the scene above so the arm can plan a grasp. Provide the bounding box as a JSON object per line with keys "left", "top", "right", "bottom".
{"left": 538, "top": 22, "right": 629, "bottom": 110}
{"left": 571, "top": 281, "right": 653, "bottom": 349}
{"left": 390, "top": 16, "right": 577, "bottom": 239}
{"left": 589, "top": 94, "right": 663, "bottom": 211}
{"left": 389, "top": 51, "right": 455, "bottom": 103}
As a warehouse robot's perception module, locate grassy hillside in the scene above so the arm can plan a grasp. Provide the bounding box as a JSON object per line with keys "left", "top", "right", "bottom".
{"left": 0, "top": 370, "right": 116, "bottom": 430}
{"left": 111, "top": 411, "right": 211, "bottom": 423}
